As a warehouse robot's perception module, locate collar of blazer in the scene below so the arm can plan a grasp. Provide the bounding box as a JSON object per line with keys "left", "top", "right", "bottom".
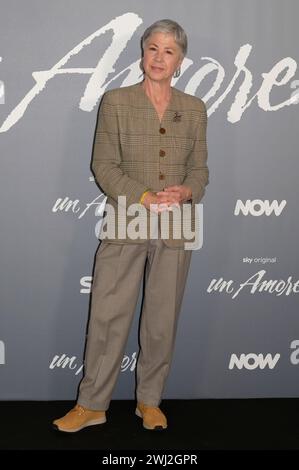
{"left": 136, "top": 81, "right": 182, "bottom": 125}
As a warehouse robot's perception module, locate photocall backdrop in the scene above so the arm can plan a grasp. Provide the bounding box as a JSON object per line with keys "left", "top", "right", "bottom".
{"left": 1, "top": 0, "right": 299, "bottom": 400}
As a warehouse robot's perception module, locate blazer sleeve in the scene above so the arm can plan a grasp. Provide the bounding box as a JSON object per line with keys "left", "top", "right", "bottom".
{"left": 182, "top": 100, "right": 209, "bottom": 205}
{"left": 91, "top": 91, "right": 150, "bottom": 207}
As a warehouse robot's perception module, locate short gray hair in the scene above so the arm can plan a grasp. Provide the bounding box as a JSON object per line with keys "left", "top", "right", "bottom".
{"left": 141, "top": 19, "right": 188, "bottom": 58}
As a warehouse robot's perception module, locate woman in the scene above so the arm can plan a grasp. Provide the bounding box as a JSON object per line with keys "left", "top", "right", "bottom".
{"left": 53, "top": 18, "right": 209, "bottom": 432}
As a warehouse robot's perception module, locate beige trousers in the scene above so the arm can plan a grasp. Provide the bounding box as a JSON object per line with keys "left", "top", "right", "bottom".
{"left": 77, "top": 237, "right": 192, "bottom": 411}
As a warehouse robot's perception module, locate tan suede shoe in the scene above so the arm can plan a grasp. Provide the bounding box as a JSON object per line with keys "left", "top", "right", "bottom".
{"left": 52, "top": 404, "right": 106, "bottom": 433}
{"left": 135, "top": 402, "right": 167, "bottom": 430}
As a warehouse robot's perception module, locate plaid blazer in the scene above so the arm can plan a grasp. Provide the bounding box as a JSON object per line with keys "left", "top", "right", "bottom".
{"left": 92, "top": 81, "right": 209, "bottom": 248}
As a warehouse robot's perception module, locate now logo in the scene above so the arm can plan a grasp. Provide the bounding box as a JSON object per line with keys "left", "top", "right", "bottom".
{"left": 229, "top": 353, "right": 280, "bottom": 370}
{"left": 234, "top": 199, "right": 286, "bottom": 216}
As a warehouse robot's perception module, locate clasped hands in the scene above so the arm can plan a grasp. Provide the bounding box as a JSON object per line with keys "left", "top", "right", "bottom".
{"left": 142, "top": 185, "right": 192, "bottom": 213}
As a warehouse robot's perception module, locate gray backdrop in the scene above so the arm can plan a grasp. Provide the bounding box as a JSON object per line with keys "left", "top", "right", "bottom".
{"left": 1, "top": 0, "right": 299, "bottom": 400}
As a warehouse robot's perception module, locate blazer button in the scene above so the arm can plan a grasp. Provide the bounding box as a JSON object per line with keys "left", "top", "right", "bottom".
{"left": 159, "top": 173, "right": 165, "bottom": 180}
{"left": 159, "top": 127, "right": 166, "bottom": 134}
{"left": 159, "top": 149, "right": 166, "bottom": 157}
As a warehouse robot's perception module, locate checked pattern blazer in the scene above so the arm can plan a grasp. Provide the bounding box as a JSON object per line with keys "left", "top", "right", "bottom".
{"left": 92, "top": 81, "right": 209, "bottom": 248}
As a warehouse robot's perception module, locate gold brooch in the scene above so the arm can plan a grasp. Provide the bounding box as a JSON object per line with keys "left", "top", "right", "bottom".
{"left": 173, "top": 112, "right": 182, "bottom": 122}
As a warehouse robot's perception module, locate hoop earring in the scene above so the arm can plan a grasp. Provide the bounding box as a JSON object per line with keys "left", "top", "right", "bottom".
{"left": 173, "top": 67, "right": 181, "bottom": 78}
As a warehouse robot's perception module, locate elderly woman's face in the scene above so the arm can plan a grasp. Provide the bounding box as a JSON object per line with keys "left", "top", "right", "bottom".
{"left": 142, "top": 32, "right": 183, "bottom": 83}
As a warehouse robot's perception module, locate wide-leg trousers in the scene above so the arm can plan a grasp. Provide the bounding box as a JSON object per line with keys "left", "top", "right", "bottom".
{"left": 77, "top": 237, "right": 192, "bottom": 411}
